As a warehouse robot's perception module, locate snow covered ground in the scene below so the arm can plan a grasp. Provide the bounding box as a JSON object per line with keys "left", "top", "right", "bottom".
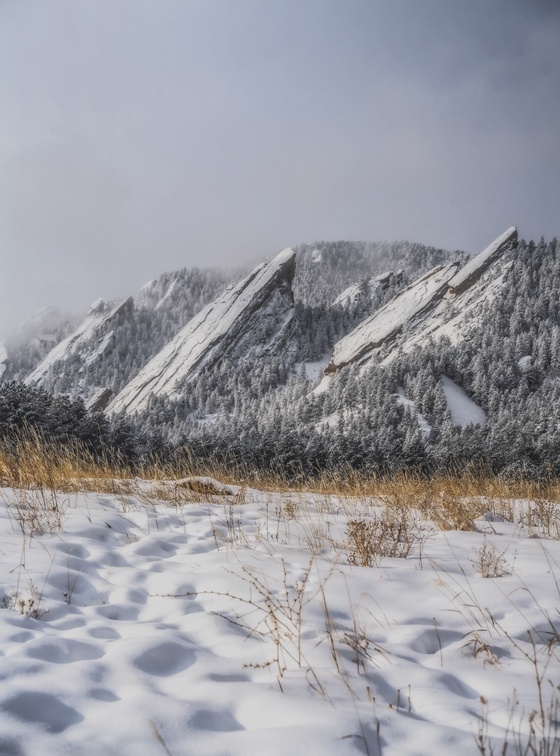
{"left": 0, "top": 482, "right": 558, "bottom": 755}
{"left": 440, "top": 376, "right": 487, "bottom": 427}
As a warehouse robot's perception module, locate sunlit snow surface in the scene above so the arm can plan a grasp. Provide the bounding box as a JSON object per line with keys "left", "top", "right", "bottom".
{"left": 0, "top": 484, "right": 558, "bottom": 755}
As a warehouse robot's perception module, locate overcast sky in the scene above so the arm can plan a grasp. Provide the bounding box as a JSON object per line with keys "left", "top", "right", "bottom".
{"left": 1, "top": 0, "right": 559, "bottom": 334}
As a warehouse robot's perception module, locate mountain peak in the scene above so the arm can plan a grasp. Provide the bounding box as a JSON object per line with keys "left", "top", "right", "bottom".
{"left": 108, "top": 248, "right": 296, "bottom": 415}
{"left": 325, "top": 228, "right": 517, "bottom": 376}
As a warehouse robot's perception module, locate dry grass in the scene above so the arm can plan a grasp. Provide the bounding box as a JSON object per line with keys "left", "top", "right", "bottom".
{"left": 0, "top": 428, "right": 128, "bottom": 493}
{"left": 1, "top": 430, "right": 559, "bottom": 537}
{"left": 347, "top": 507, "right": 432, "bottom": 566}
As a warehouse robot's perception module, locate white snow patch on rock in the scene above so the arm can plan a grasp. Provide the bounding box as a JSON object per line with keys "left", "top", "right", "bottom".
{"left": 324, "top": 229, "right": 517, "bottom": 376}
{"left": 448, "top": 227, "right": 517, "bottom": 295}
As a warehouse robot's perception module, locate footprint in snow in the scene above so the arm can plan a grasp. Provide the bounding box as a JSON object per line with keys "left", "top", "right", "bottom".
{"left": 96, "top": 604, "right": 139, "bottom": 621}
{"left": 88, "top": 688, "right": 120, "bottom": 702}
{"left": 133, "top": 641, "right": 195, "bottom": 676}
{"left": 189, "top": 708, "right": 244, "bottom": 732}
{"left": 132, "top": 540, "right": 178, "bottom": 558}
{"left": 208, "top": 673, "right": 250, "bottom": 683}
{"left": 2, "top": 691, "right": 83, "bottom": 733}
{"left": 26, "top": 639, "right": 104, "bottom": 664}
{"left": 409, "top": 627, "right": 462, "bottom": 654}
{"left": 8, "top": 631, "right": 35, "bottom": 644}
{"left": 55, "top": 543, "right": 90, "bottom": 559}
{"left": 88, "top": 626, "right": 121, "bottom": 640}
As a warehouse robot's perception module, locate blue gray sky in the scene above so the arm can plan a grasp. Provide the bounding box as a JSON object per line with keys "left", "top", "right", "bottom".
{"left": 1, "top": 0, "right": 559, "bottom": 333}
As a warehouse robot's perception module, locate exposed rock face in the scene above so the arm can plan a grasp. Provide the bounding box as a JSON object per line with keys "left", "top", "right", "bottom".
{"left": 25, "top": 297, "right": 135, "bottom": 388}
{"left": 448, "top": 227, "right": 517, "bottom": 295}
{"left": 86, "top": 388, "right": 113, "bottom": 412}
{"left": 331, "top": 269, "right": 403, "bottom": 308}
{"left": 108, "top": 249, "right": 296, "bottom": 415}
{"left": 326, "top": 263, "right": 460, "bottom": 373}
{"left": 325, "top": 228, "right": 517, "bottom": 375}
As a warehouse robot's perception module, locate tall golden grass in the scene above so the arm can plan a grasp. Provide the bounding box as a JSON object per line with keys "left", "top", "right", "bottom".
{"left": 1, "top": 428, "right": 559, "bottom": 506}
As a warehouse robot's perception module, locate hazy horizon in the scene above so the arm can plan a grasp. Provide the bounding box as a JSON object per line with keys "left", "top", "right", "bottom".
{"left": 1, "top": 0, "right": 559, "bottom": 335}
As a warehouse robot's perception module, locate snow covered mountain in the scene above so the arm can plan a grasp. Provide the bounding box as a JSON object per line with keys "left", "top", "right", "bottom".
{"left": 108, "top": 248, "right": 297, "bottom": 415}
{"left": 325, "top": 228, "right": 518, "bottom": 374}
{"left": 25, "top": 297, "right": 135, "bottom": 389}
{"left": 15, "top": 267, "right": 235, "bottom": 401}
{"left": 3, "top": 238, "right": 456, "bottom": 407}
{"left": 4, "top": 227, "right": 560, "bottom": 478}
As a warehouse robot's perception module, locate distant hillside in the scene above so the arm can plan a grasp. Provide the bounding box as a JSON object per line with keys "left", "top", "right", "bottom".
{"left": 4, "top": 230, "right": 559, "bottom": 478}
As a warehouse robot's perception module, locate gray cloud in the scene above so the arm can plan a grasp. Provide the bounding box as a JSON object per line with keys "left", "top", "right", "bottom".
{"left": 1, "top": 0, "right": 559, "bottom": 334}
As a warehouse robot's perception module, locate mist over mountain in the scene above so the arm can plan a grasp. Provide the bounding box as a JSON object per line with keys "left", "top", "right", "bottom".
{"left": 2, "top": 229, "right": 559, "bottom": 478}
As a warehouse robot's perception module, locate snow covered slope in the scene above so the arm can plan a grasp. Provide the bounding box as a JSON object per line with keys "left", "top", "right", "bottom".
{"left": 326, "top": 228, "right": 517, "bottom": 374}
{"left": 108, "top": 249, "right": 296, "bottom": 415}
{"left": 25, "top": 298, "right": 134, "bottom": 388}
{"left": 326, "top": 263, "right": 460, "bottom": 372}
{"left": 15, "top": 266, "right": 235, "bottom": 401}
{"left": 441, "top": 375, "right": 487, "bottom": 426}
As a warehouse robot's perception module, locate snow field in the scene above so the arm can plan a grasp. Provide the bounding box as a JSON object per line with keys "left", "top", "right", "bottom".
{"left": 0, "top": 483, "right": 559, "bottom": 755}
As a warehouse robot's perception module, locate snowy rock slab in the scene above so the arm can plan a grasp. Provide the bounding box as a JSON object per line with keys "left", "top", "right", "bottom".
{"left": 108, "top": 249, "right": 296, "bottom": 415}
{"left": 448, "top": 226, "right": 517, "bottom": 295}
{"left": 325, "top": 228, "right": 517, "bottom": 374}
{"left": 25, "top": 297, "right": 134, "bottom": 388}
{"left": 326, "top": 263, "right": 459, "bottom": 373}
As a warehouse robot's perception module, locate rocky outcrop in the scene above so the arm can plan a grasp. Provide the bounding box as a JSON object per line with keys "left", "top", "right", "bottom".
{"left": 86, "top": 388, "right": 113, "bottom": 412}
{"left": 326, "top": 263, "right": 460, "bottom": 373}
{"left": 25, "top": 297, "right": 134, "bottom": 388}
{"left": 108, "top": 249, "right": 297, "bottom": 415}
{"left": 325, "top": 228, "right": 517, "bottom": 375}
{"left": 448, "top": 227, "right": 517, "bottom": 295}
{"left": 332, "top": 270, "right": 403, "bottom": 308}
